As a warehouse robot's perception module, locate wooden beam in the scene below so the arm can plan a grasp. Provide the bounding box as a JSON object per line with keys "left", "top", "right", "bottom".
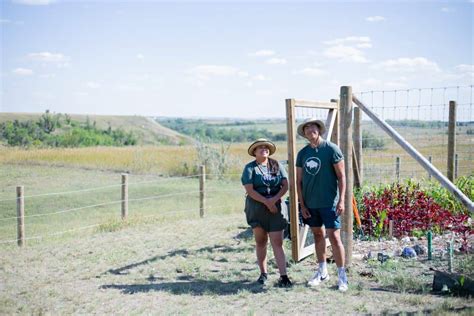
{"left": 340, "top": 86, "right": 354, "bottom": 267}
{"left": 286, "top": 99, "right": 300, "bottom": 261}
{"left": 294, "top": 100, "right": 338, "bottom": 109}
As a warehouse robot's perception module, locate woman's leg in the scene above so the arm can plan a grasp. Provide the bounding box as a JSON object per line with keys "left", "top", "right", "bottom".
{"left": 253, "top": 226, "right": 268, "bottom": 273}
{"left": 268, "top": 230, "right": 287, "bottom": 275}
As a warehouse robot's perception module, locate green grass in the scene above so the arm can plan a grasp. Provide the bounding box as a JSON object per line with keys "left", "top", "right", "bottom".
{"left": 1, "top": 162, "right": 473, "bottom": 314}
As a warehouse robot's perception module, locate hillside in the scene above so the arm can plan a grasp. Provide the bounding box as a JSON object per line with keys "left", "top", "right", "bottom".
{"left": 0, "top": 113, "right": 192, "bottom": 145}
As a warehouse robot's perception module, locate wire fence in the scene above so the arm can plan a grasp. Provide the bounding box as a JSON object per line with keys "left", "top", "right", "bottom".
{"left": 0, "top": 172, "right": 246, "bottom": 246}
{"left": 354, "top": 85, "right": 473, "bottom": 185}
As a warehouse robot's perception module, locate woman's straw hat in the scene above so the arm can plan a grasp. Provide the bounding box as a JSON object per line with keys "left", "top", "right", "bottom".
{"left": 247, "top": 138, "right": 276, "bottom": 156}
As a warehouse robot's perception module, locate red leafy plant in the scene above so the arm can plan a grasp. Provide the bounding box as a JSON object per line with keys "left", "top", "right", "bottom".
{"left": 360, "top": 182, "right": 472, "bottom": 252}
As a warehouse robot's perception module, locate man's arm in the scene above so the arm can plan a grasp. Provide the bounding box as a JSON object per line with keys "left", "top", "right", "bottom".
{"left": 333, "top": 160, "right": 346, "bottom": 216}
{"left": 297, "top": 167, "right": 311, "bottom": 219}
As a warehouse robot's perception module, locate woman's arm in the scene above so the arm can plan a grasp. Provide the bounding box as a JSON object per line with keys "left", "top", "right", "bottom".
{"left": 244, "top": 184, "right": 278, "bottom": 213}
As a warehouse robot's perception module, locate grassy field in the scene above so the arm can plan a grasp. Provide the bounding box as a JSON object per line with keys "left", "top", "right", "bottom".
{"left": 1, "top": 163, "right": 473, "bottom": 314}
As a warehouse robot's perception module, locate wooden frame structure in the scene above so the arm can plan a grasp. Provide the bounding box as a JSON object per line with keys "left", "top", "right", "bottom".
{"left": 285, "top": 98, "right": 340, "bottom": 262}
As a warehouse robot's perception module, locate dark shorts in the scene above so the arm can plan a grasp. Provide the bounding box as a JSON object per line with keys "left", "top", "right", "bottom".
{"left": 303, "top": 206, "right": 341, "bottom": 229}
{"left": 244, "top": 196, "right": 287, "bottom": 232}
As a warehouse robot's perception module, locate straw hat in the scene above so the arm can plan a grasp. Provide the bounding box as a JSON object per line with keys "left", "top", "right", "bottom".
{"left": 297, "top": 118, "right": 326, "bottom": 137}
{"left": 247, "top": 138, "right": 276, "bottom": 156}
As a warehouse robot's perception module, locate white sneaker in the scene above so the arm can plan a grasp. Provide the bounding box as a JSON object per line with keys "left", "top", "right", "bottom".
{"left": 338, "top": 270, "right": 348, "bottom": 292}
{"left": 307, "top": 270, "right": 330, "bottom": 287}
{"left": 338, "top": 279, "right": 348, "bottom": 292}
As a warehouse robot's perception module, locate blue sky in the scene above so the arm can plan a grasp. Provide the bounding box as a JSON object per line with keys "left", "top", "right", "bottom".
{"left": 1, "top": 0, "right": 473, "bottom": 118}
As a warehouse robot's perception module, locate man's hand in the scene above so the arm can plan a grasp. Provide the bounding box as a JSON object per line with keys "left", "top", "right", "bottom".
{"left": 301, "top": 205, "right": 311, "bottom": 219}
{"left": 336, "top": 200, "right": 345, "bottom": 216}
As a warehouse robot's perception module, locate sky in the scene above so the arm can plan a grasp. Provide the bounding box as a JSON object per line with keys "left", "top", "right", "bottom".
{"left": 0, "top": 0, "right": 473, "bottom": 119}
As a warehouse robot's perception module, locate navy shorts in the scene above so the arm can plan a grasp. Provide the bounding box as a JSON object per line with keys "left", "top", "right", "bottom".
{"left": 303, "top": 206, "right": 341, "bottom": 229}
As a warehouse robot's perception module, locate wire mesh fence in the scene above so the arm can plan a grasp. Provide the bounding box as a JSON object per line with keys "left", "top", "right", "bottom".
{"left": 355, "top": 85, "right": 473, "bottom": 185}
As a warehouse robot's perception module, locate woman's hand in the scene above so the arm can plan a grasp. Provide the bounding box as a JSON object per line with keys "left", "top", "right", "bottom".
{"left": 264, "top": 199, "right": 279, "bottom": 214}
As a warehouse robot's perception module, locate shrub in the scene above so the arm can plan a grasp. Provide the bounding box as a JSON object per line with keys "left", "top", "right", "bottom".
{"left": 359, "top": 181, "right": 471, "bottom": 251}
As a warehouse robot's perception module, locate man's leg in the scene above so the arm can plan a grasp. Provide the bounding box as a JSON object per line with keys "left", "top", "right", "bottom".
{"left": 326, "top": 228, "right": 344, "bottom": 268}
{"left": 311, "top": 226, "right": 327, "bottom": 264}
{"left": 327, "top": 228, "right": 348, "bottom": 291}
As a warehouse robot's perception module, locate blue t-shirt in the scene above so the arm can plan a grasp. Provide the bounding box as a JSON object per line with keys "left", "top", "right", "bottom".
{"left": 296, "top": 140, "right": 344, "bottom": 208}
{"left": 241, "top": 160, "right": 288, "bottom": 196}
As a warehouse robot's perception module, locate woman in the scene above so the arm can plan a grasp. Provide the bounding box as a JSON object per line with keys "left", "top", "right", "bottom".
{"left": 241, "top": 138, "right": 292, "bottom": 287}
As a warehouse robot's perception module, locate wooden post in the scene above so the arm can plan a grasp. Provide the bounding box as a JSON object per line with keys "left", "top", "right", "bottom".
{"left": 353, "top": 106, "right": 363, "bottom": 187}
{"left": 388, "top": 220, "right": 394, "bottom": 239}
{"left": 330, "top": 99, "right": 340, "bottom": 145}
{"left": 121, "top": 174, "right": 128, "bottom": 220}
{"left": 199, "top": 165, "right": 206, "bottom": 218}
{"left": 428, "top": 156, "right": 432, "bottom": 180}
{"left": 16, "top": 186, "right": 25, "bottom": 247}
{"left": 340, "top": 86, "right": 353, "bottom": 267}
{"left": 447, "top": 101, "right": 456, "bottom": 181}
{"left": 286, "top": 99, "right": 300, "bottom": 261}
{"left": 395, "top": 156, "right": 401, "bottom": 183}
{"left": 454, "top": 153, "right": 458, "bottom": 180}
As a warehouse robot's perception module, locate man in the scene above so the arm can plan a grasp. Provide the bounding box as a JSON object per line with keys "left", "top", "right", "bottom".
{"left": 296, "top": 117, "right": 348, "bottom": 292}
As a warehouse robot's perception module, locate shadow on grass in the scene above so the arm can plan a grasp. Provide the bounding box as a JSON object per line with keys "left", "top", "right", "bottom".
{"left": 100, "top": 278, "right": 267, "bottom": 295}
{"left": 107, "top": 240, "right": 253, "bottom": 275}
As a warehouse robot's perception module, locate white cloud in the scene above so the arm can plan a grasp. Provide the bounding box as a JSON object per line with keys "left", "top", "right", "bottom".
{"left": 294, "top": 67, "right": 326, "bottom": 76}
{"left": 373, "top": 57, "right": 441, "bottom": 73}
{"left": 237, "top": 71, "right": 249, "bottom": 78}
{"left": 323, "top": 36, "right": 371, "bottom": 46}
{"left": 357, "top": 42, "right": 372, "bottom": 49}
{"left": 39, "top": 73, "right": 56, "bottom": 79}
{"left": 12, "top": 68, "right": 34, "bottom": 76}
{"left": 27, "top": 52, "right": 69, "bottom": 64}
{"left": 441, "top": 7, "right": 455, "bottom": 13}
{"left": 190, "top": 65, "right": 241, "bottom": 80}
{"left": 86, "top": 81, "right": 101, "bottom": 89}
{"left": 136, "top": 54, "right": 144, "bottom": 60}
{"left": 252, "top": 74, "right": 267, "bottom": 81}
{"left": 322, "top": 36, "right": 371, "bottom": 63}
{"left": 248, "top": 50, "right": 276, "bottom": 57}
{"left": 366, "top": 16, "right": 385, "bottom": 22}
{"left": 265, "top": 58, "right": 287, "bottom": 65}
{"left": 323, "top": 45, "right": 369, "bottom": 63}
{"left": 13, "top": 0, "right": 55, "bottom": 5}
{"left": 454, "top": 64, "right": 474, "bottom": 73}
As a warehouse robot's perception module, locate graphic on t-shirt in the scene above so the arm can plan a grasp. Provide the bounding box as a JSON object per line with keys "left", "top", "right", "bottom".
{"left": 304, "top": 157, "right": 321, "bottom": 176}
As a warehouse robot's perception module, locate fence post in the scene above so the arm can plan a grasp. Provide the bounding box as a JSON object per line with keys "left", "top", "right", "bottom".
{"left": 200, "top": 165, "right": 206, "bottom": 218}
{"left": 447, "top": 100, "right": 456, "bottom": 181}
{"left": 121, "top": 174, "right": 128, "bottom": 220}
{"left": 395, "top": 156, "right": 400, "bottom": 183}
{"left": 330, "top": 99, "right": 340, "bottom": 145}
{"left": 353, "top": 106, "right": 363, "bottom": 187}
{"left": 340, "top": 86, "right": 353, "bottom": 267}
{"left": 388, "top": 220, "right": 394, "bottom": 239}
{"left": 454, "top": 153, "right": 458, "bottom": 180}
{"left": 16, "top": 186, "right": 25, "bottom": 247}
{"left": 428, "top": 156, "right": 432, "bottom": 180}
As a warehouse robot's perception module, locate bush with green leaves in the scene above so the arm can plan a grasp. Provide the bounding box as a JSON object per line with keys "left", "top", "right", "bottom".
{"left": 0, "top": 111, "right": 138, "bottom": 147}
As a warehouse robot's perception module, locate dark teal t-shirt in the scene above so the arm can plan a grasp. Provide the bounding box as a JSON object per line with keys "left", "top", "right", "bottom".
{"left": 241, "top": 160, "right": 288, "bottom": 196}
{"left": 296, "top": 140, "right": 344, "bottom": 208}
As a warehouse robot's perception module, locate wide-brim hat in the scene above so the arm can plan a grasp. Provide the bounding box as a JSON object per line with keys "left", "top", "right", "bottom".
{"left": 247, "top": 138, "right": 276, "bottom": 156}
{"left": 297, "top": 118, "right": 326, "bottom": 138}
